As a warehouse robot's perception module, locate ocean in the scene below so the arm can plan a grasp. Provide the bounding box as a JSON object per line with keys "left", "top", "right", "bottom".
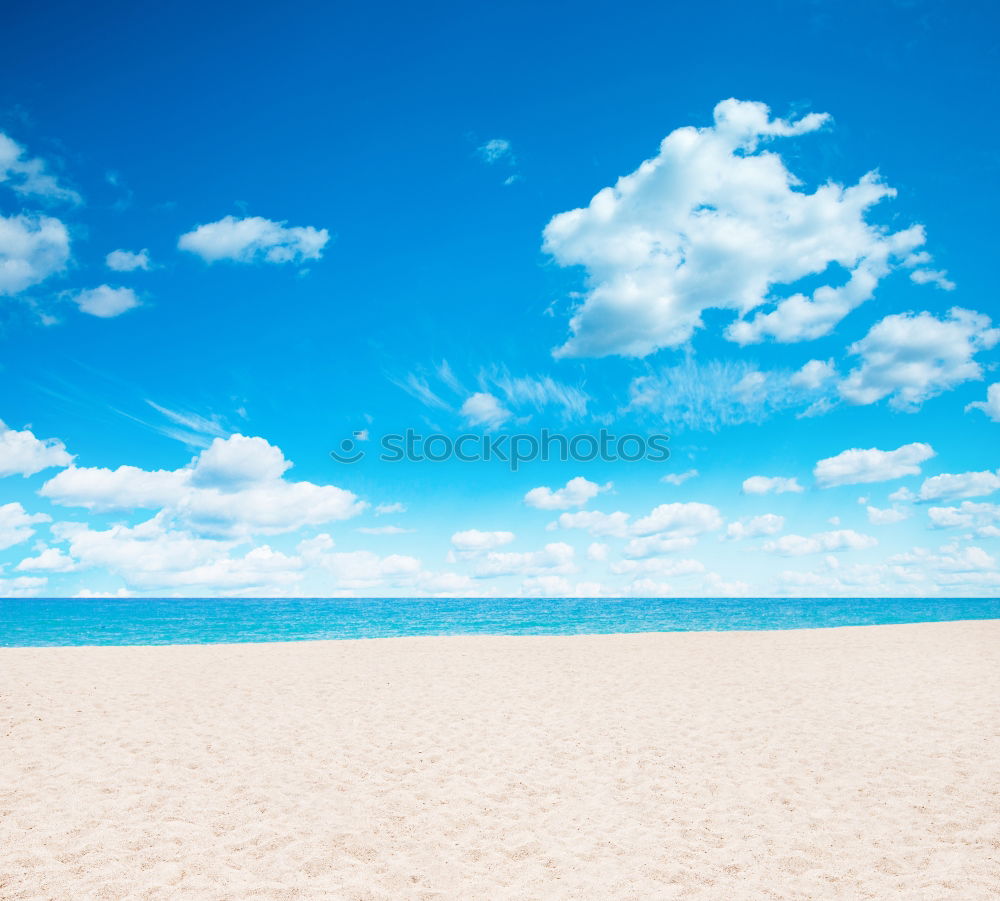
{"left": 1, "top": 595, "right": 999, "bottom": 646}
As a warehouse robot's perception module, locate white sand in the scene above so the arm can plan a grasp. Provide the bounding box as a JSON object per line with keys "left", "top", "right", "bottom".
{"left": 2, "top": 620, "right": 999, "bottom": 899}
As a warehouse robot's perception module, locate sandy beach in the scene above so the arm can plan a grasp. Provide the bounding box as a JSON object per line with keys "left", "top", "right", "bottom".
{"left": 2, "top": 620, "right": 999, "bottom": 900}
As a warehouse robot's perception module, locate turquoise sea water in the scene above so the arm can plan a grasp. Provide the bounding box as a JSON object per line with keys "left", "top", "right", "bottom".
{"left": 1, "top": 596, "right": 999, "bottom": 646}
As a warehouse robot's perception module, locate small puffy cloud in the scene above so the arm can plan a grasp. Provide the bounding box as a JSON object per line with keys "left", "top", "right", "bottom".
{"left": 460, "top": 392, "right": 511, "bottom": 428}
{"left": 927, "top": 501, "right": 1000, "bottom": 532}
{"left": 191, "top": 434, "right": 290, "bottom": 486}
{"left": 544, "top": 98, "right": 931, "bottom": 358}
{"left": 375, "top": 502, "right": 407, "bottom": 516}
{"left": 16, "top": 546, "right": 78, "bottom": 572}
{"left": 839, "top": 308, "right": 1000, "bottom": 410}
{"left": 966, "top": 383, "right": 1000, "bottom": 422}
{"left": 763, "top": 529, "right": 877, "bottom": 556}
{"left": 450, "top": 529, "right": 515, "bottom": 552}
{"left": 0, "top": 420, "right": 73, "bottom": 477}
{"left": 477, "top": 138, "right": 514, "bottom": 164}
{"left": 105, "top": 248, "right": 150, "bottom": 272}
{"left": 726, "top": 513, "right": 784, "bottom": 540}
{"left": 71, "top": 284, "right": 140, "bottom": 318}
{"left": 0, "top": 502, "right": 50, "bottom": 551}
{"left": 178, "top": 215, "right": 329, "bottom": 265}
{"left": 661, "top": 468, "right": 698, "bottom": 486}
{"left": 0, "top": 213, "right": 71, "bottom": 295}
{"left": 631, "top": 502, "right": 722, "bottom": 537}
{"left": 918, "top": 470, "right": 1000, "bottom": 502}
{"left": 790, "top": 359, "right": 836, "bottom": 390}
{"left": 0, "top": 132, "right": 80, "bottom": 203}
{"left": 814, "top": 442, "right": 935, "bottom": 487}
{"left": 742, "top": 475, "right": 803, "bottom": 495}
{"left": 909, "top": 268, "right": 954, "bottom": 291}
{"left": 40, "top": 434, "right": 365, "bottom": 536}
{"left": 524, "top": 476, "right": 610, "bottom": 510}
{"left": 866, "top": 505, "right": 910, "bottom": 525}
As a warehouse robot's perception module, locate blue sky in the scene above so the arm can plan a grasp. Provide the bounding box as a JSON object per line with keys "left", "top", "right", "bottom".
{"left": 1, "top": 0, "right": 999, "bottom": 598}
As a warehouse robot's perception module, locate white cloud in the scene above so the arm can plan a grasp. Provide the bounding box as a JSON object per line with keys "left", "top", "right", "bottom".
{"left": 556, "top": 510, "right": 631, "bottom": 537}
{"left": 178, "top": 215, "right": 329, "bottom": 265}
{"left": 966, "top": 383, "right": 1000, "bottom": 422}
{"left": 726, "top": 513, "right": 784, "bottom": 539}
{"left": 927, "top": 501, "right": 1000, "bottom": 533}
{"left": 480, "top": 369, "right": 590, "bottom": 419}
{"left": 0, "top": 575, "right": 47, "bottom": 598}
{"left": 301, "top": 545, "right": 422, "bottom": 591}
{"left": 889, "top": 543, "right": 998, "bottom": 582}
{"left": 586, "top": 542, "right": 608, "bottom": 561}
{"left": 790, "top": 359, "right": 836, "bottom": 390}
{"left": 866, "top": 505, "right": 910, "bottom": 525}
{"left": 141, "top": 400, "right": 228, "bottom": 448}
{"left": 0, "top": 213, "right": 71, "bottom": 295}
{"left": 450, "top": 529, "right": 515, "bottom": 552}
{"left": 40, "top": 434, "right": 365, "bottom": 536}
{"left": 918, "top": 470, "right": 1000, "bottom": 502}
{"left": 357, "top": 525, "right": 411, "bottom": 535}
{"left": 520, "top": 575, "right": 571, "bottom": 597}
{"left": 763, "top": 529, "right": 877, "bottom": 556}
{"left": 0, "top": 502, "right": 50, "bottom": 551}
{"left": 909, "top": 268, "right": 954, "bottom": 291}
{"left": 742, "top": 475, "right": 803, "bottom": 495}
{"left": 544, "top": 98, "right": 933, "bottom": 358}
{"left": 71, "top": 284, "right": 140, "bottom": 318}
{"left": 628, "top": 358, "right": 816, "bottom": 431}
{"left": 474, "top": 542, "right": 575, "bottom": 578}
{"left": 0, "top": 420, "right": 73, "bottom": 477}
{"left": 555, "top": 501, "right": 721, "bottom": 545}
{"left": 622, "top": 534, "right": 697, "bottom": 558}
{"left": 16, "top": 546, "right": 78, "bottom": 572}
{"left": 839, "top": 308, "right": 1000, "bottom": 410}
{"left": 661, "top": 468, "right": 698, "bottom": 486}
{"left": 105, "top": 248, "right": 150, "bottom": 272}
{"left": 375, "top": 502, "right": 407, "bottom": 516}
{"left": 477, "top": 138, "right": 514, "bottom": 164}
{"left": 631, "top": 502, "right": 722, "bottom": 537}
{"left": 414, "top": 570, "right": 478, "bottom": 597}
{"left": 460, "top": 392, "right": 511, "bottom": 428}
{"left": 56, "top": 517, "right": 304, "bottom": 594}
{"left": 524, "top": 476, "right": 610, "bottom": 510}
{"left": 623, "top": 579, "right": 676, "bottom": 597}
{"left": 0, "top": 132, "right": 80, "bottom": 203}
{"left": 814, "top": 442, "right": 934, "bottom": 487}
{"left": 611, "top": 557, "right": 705, "bottom": 577}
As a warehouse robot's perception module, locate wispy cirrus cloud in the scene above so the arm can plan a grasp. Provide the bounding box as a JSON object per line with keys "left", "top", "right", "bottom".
{"left": 0, "top": 132, "right": 81, "bottom": 204}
